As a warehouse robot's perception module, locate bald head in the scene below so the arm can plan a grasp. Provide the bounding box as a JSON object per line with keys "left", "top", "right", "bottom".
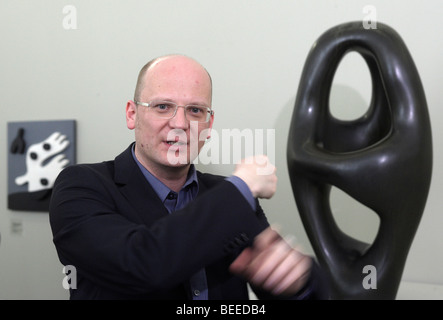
{"left": 133, "top": 55, "right": 212, "bottom": 104}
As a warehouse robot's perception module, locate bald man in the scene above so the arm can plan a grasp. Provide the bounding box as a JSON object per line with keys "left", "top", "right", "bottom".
{"left": 49, "top": 55, "right": 329, "bottom": 300}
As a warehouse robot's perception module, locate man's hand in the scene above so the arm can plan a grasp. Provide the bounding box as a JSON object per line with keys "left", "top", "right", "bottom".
{"left": 232, "top": 155, "right": 277, "bottom": 199}
{"left": 229, "top": 227, "right": 312, "bottom": 297}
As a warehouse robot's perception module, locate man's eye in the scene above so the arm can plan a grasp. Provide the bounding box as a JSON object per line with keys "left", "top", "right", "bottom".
{"left": 188, "top": 106, "right": 204, "bottom": 114}
{"left": 154, "top": 103, "right": 172, "bottom": 111}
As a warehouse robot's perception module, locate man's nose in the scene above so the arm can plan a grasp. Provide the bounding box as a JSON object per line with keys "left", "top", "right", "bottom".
{"left": 169, "top": 106, "right": 189, "bottom": 129}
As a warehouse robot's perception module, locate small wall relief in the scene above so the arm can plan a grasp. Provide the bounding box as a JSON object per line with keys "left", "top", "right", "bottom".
{"left": 7, "top": 120, "right": 76, "bottom": 212}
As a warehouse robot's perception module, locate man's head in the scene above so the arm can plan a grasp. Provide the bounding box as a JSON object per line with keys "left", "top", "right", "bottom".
{"left": 126, "top": 55, "right": 214, "bottom": 176}
{"left": 133, "top": 55, "right": 213, "bottom": 103}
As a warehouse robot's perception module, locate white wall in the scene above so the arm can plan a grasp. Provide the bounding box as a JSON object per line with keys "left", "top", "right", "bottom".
{"left": 0, "top": 0, "right": 441, "bottom": 299}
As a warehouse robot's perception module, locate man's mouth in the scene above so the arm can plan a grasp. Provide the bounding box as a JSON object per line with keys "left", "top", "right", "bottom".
{"left": 166, "top": 139, "right": 187, "bottom": 146}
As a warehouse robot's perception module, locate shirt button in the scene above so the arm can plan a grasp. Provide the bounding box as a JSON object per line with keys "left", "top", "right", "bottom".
{"left": 166, "top": 192, "right": 177, "bottom": 200}
{"left": 193, "top": 289, "right": 200, "bottom": 297}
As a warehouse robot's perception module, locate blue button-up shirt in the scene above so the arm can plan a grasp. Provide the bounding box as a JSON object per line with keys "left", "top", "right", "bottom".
{"left": 132, "top": 147, "right": 255, "bottom": 299}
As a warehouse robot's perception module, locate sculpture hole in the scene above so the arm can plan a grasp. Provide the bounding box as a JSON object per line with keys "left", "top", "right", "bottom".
{"left": 329, "top": 52, "right": 372, "bottom": 121}
{"left": 330, "top": 186, "right": 380, "bottom": 246}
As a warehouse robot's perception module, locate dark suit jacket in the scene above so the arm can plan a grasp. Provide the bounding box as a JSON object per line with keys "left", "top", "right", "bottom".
{"left": 49, "top": 143, "right": 328, "bottom": 300}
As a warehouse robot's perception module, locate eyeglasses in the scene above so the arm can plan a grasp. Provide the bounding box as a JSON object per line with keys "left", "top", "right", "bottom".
{"left": 135, "top": 100, "right": 214, "bottom": 123}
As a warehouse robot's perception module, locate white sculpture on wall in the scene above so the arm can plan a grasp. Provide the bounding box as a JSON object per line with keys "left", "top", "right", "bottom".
{"left": 15, "top": 132, "right": 70, "bottom": 192}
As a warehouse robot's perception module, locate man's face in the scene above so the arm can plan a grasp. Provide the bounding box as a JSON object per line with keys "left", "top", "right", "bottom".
{"left": 126, "top": 56, "right": 213, "bottom": 173}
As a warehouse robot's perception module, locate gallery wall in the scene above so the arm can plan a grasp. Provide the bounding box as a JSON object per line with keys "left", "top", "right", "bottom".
{"left": 0, "top": 0, "right": 442, "bottom": 299}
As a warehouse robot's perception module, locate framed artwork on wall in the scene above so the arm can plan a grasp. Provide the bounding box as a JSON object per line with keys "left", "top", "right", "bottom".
{"left": 7, "top": 120, "right": 76, "bottom": 212}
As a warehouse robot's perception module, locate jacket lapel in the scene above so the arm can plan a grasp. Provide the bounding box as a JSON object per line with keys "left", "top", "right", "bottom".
{"left": 196, "top": 173, "right": 233, "bottom": 300}
{"left": 113, "top": 143, "right": 169, "bottom": 225}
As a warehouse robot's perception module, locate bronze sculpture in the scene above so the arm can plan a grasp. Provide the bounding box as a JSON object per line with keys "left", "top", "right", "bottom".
{"left": 287, "top": 21, "right": 433, "bottom": 299}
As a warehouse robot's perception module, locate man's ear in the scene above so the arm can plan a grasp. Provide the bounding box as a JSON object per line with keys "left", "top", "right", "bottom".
{"left": 126, "top": 100, "right": 137, "bottom": 130}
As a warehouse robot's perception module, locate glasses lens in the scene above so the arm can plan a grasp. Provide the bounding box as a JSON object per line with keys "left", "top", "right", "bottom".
{"left": 149, "top": 101, "right": 176, "bottom": 118}
{"left": 185, "top": 106, "right": 210, "bottom": 122}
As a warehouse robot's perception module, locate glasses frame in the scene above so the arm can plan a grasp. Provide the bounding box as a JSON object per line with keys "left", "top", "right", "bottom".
{"left": 134, "top": 100, "right": 214, "bottom": 123}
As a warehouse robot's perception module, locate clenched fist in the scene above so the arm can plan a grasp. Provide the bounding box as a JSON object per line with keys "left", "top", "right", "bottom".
{"left": 232, "top": 155, "right": 277, "bottom": 199}
{"left": 229, "top": 227, "right": 312, "bottom": 296}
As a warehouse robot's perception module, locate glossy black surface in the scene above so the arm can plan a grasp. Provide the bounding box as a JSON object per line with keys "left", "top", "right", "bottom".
{"left": 287, "top": 21, "right": 433, "bottom": 299}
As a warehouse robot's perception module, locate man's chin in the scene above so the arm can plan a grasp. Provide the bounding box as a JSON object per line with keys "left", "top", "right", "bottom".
{"left": 165, "top": 150, "right": 192, "bottom": 166}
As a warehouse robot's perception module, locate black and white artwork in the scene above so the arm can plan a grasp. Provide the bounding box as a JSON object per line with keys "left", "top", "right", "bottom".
{"left": 7, "top": 120, "right": 76, "bottom": 212}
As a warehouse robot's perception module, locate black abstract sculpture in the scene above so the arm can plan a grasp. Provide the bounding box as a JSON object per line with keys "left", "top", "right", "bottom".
{"left": 10, "top": 128, "right": 26, "bottom": 154}
{"left": 287, "top": 21, "right": 432, "bottom": 299}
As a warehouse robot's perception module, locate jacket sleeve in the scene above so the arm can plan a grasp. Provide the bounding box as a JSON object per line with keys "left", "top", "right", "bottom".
{"left": 49, "top": 164, "right": 269, "bottom": 295}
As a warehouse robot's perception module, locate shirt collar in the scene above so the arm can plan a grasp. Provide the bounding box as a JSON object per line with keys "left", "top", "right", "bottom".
{"left": 131, "top": 144, "right": 199, "bottom": 202}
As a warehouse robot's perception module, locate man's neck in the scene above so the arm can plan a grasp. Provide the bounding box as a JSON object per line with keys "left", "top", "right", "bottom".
{"left": 153, "top": 165, "right": 190, "bottom": 193}
{"left": 137, "top": 158, "right": 191, "bottom": 193}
